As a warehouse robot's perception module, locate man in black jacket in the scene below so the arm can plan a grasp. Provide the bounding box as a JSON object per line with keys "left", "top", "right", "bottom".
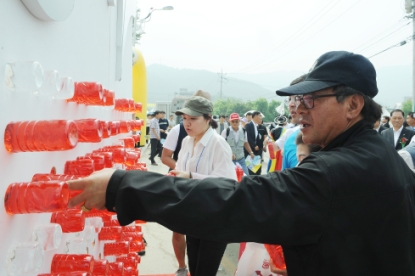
{"left": 69, "top": 51, "right": 415, "bottom": 276}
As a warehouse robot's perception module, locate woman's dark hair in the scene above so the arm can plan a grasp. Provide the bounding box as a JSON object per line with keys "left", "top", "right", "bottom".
{"left": 203, "top": 114, "right": 218, "bottom": 129}
{"left": 333, "top": 85, "right": 382, "bottom": 124}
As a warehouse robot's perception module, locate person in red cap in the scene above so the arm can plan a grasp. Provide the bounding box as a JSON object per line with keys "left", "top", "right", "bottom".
{"left": 221, "top": 112, "right": 255, "bottom": 175}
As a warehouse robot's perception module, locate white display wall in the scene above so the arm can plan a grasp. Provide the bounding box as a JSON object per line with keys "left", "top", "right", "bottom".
{"left": 0, "top": 0, "right": 139, "bottom": 274}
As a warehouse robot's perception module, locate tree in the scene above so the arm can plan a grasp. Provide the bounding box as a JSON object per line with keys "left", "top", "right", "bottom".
{"left": 212, "top": 98, "right": 281, "bottom": 122}
{"left": 402, "top": 99, "right": 413, "bottom": 115}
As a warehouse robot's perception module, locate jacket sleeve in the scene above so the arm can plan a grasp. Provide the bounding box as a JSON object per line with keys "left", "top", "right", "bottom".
{"left": 106, "top": 154, "right": 332, "bottom": 245}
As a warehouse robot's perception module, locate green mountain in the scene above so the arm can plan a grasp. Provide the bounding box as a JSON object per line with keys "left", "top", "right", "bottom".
{"left": 146, "top": 64, "right": 413, "bottom": 108}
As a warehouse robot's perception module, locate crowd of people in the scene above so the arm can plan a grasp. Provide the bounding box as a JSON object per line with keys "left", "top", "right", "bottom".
{"left": 68, "top": 51, "right": 415, "bottom": 276}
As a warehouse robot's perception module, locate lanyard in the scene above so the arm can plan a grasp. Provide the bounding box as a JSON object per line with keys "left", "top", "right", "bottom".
{"left": 184, "top": 146, "right": 205, "bottom": 173}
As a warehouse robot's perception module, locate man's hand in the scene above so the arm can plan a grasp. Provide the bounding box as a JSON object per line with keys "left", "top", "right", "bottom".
{"left": 232, "top": 154, "right": 236, "bottom": 160}
{"left": 67, "top": 168, "right": 116, "bottom": 210}
{"left": 170, "top": 170, "right": 190, "bottom": 178}
{"left": 254, "top": 146, "right": 259, "bottom": 151}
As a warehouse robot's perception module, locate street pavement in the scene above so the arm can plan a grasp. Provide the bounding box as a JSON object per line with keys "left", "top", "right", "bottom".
{"left": 138, "top": 143, "right": 270, "bottom": 275}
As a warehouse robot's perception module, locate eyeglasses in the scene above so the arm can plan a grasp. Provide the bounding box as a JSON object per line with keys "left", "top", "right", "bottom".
{"left": 284, "top": 96, "right": 296, "bottom": 107}
{"left": 294, "top": 94, "right": 337, "bottom": 109}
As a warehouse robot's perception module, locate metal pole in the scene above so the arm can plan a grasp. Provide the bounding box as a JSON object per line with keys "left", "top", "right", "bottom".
{"left": 413, "top": 1, "right": 415, "bottom": 111}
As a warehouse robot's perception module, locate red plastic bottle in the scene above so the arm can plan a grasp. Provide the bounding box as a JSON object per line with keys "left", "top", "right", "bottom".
{"left": 50, "top": 254, "right": 94, "bottom": 273}
{"left": 90, "top": 154, "right": 105, "bottom": 171}
{"left": 114, "top": 98, "right": 129, "bottom": 112}
{"left": 103, "top": 241, "right": 130, "bottom": 256}
{"left": 4, "top": 120, "right": 78, "bottom": 153}
{"left": 74, "top": 119, "right": 102, "bottom": 143}
{"left": 4, "top": 181, "right": 69, "bottom": 214}
{"left": 107, "top": 262, "right": 124, "bottom": 276}
{"left": 91, "top": 259, "right": 109, "bottom": 276}
{"left": 109, "top": 121, "right": 120, "bottom": 136}
{"left": 93, "top": 152, "right": 113, "bottom": 168}
{"left": 120, "top": 231, "right": 143, "bottom": 242}
{"left": 264, "top": 244, "right": 286, "bottom": 270}
{"left": 38, "top": 273, "right": 91, "bottom": 276}
{"left": 98, "top": 226, "right": 122, "bottom": 241}
{"left": 235, "top": 165, "right": 244, "bottom": 182}
{"left": 99, "top": 120, "right": 111, "bottom": 138}
{"left": 72, "top": 82, "right": 103, "bottom": 105}
{"left": 120, "top": 137, "right": 135, "bottom": 148}
{"left": 134, "top": 103, "right": 142, "bottom": 113}
{"left": 50, "top": 209, "right": 85, "bottom": 233}
{"left": 119, "top": 120, "right": 131, "bottom": 133}
{"left": 103, "top": 89, "right": 115, "bottom": 106}
{"left": 268, "top": 140, "right": 276, "bottom": 160}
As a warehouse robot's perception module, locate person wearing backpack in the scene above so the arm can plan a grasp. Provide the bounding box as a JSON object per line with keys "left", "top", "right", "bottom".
{"left": 221, "top": 113, "right": 255, "bottom": 176}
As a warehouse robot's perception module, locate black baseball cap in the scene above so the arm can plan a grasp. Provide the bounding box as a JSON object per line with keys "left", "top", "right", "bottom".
{"left": 276, "top": 51, "right": 378, "bottom": 98}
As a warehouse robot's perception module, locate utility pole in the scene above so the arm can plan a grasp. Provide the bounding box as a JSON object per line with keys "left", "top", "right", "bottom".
{"left": 218, "top": 68, "right": 227, "bottom": 99}
{"left": 406, "top": 0, "right": 415, "bottom": 111}
{"left": 413, "top": 1, "right": 415, "bottom": 111}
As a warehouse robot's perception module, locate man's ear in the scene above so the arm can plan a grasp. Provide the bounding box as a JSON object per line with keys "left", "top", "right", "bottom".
{"left": 346, "top": 94, "right": 365, "bottom": 120}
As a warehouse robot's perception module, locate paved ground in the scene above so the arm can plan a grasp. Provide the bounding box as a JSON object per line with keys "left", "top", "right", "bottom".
{"left": 138, "top": 143, "right": 269, "bottom": 275}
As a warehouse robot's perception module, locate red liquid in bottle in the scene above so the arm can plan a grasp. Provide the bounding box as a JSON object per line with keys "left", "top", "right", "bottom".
{"left": 110, "top": 121, "right": 120, "bottom": 136}
{"left": 114, "top": 99, "right": 129, "bottom": 112}
{"left": 104, "top": 241, "right": 130, "bottom": 256}
{"left": 92, "top": 259, "right": 109, "bottom": 275}
{"left": 50, "top": 209, "right": 85, "bottom": 233}
{"left": 235, "top": 165, "right": 244, "bottom": 182}
{"left": 104, "top": 89, "right": 115, "bottom": 106}
{"left": 75, "top": 119, "right": 102, "bottom": 143}
{"left": 103, "top": 219, "right": 120, "bottom": 227}
{"left": 134, "top": 103, "right": 142, "bottom": 113}
{"left": 264, "top": 244, "right": 286, "bottom": 270}
{"left": 98, "top": 226, "right": 122, "bottom": 241}
{"left": 268, "top": 141, "right": 276, "bottom": 160}
{"left": 122, "top": 225, "right": 141, "bottom": 232}
{"left": 108, "top": 262, "right": 124, "bottom": 276}
{"left": 121, "top": 231, "right": 143, "bottom": 242}
{"left": 112, "top": 148, "right": 126, "bottom": 164}
{"left": 76, "top": 158, "right": 95, "bottom": 176}
{"left": 50, "top": 254, "right": 94, "bottom": 273}
{"left": 132, "top": 134, "right": 141, "bottom": 143}
{"left": 4, "top": 120, "right": 78, "bottom": 153}
{"left": 100, "top": 120, "right": 111, "bottom": 138}
{"left": 115, "top": 256, "right": 138, "bottom": 268}
{"left": 119, "top": 121, "right": 131, "bottom": 133}
{"left": 120, "top": 137, "right": 135, "bottom": 148}
{"left": 128, "top": 241, "right": 143, "bottom": 253}
{"left": 38, "top": 273, "right": 91, "bottom": 276}
{"left": 124, "top": 151, "right": 139, "bottom": 166}
{"left": 4, "top": 181, "right": 69, "bottom": 214}
{"left": 90, "top": 155, "right": 105, "bottom": 171}
{"left": 74, "top": 82, "right": 103, "bottom": 105}
{"left": 128, "top": 99, "right": 135, "bottom": 112}
{"left": 32, "top": 174, "right": 81, "bottom": 182}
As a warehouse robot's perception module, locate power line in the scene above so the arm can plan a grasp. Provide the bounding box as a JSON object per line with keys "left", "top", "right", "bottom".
{"left": 235, "top": 0, "right": 343, "bottom": 73}
{"left": 367, "top": 35, "right": 414, "bottom": 59}
{"left": 352, "top": 18, "right": 410, "bottom": 52}
{"left": 246, "top": 0, "right": 364, "bottom": 73}
{"left": 355, "top": 21, "right": 411, "bottom": 54}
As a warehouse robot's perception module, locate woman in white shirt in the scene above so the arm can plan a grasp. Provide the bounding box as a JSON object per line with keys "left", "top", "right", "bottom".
{"left": 172, "top": 95, "right": 236, "bottom": 276}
